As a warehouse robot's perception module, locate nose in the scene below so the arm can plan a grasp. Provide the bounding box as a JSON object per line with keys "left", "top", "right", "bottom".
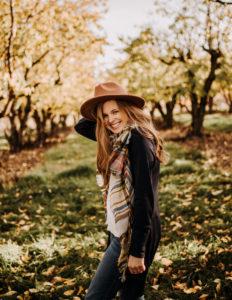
{"left": 108, "top": 113, "right": 115, "bottom": 124}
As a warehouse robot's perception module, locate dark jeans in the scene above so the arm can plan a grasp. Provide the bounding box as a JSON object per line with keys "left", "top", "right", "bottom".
{"left": 85, "top": 233, "right": 148, "bottom": 300}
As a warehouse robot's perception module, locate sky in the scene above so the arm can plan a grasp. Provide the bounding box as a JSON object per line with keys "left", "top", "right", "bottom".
{"left": 97, "top": 0, "right": 158, "bottom": 71}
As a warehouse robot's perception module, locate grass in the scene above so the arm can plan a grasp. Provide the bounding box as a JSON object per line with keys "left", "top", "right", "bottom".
{"left": 0, "top": 119, "right": 232, "bottom": 299}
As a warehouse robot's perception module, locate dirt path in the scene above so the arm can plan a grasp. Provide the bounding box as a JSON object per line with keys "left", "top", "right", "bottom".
{"left": 0, "top": 129, "right": 71, "bottom": 187}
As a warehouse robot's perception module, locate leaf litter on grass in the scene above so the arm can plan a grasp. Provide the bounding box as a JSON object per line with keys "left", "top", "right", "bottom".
{"left": 0, "top": 126, "right": 232, "bottom": 299}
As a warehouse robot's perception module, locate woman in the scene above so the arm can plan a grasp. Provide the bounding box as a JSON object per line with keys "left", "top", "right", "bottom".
{"left": 74, "top": 82, "right": 167, "bottom": 300}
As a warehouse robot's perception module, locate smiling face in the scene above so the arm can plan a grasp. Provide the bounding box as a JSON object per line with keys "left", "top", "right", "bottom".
{"left": 102, "top": 100, "right": 128, "bottom": 134}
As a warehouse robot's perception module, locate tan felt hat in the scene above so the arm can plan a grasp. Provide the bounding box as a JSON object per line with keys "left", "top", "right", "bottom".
{"left": 80, "top": 81, "right": 145, "bottom": 120}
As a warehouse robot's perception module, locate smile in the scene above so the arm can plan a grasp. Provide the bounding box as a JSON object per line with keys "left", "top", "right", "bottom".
{"left": 110, "top": 122, "right": 121, "bottom": 129}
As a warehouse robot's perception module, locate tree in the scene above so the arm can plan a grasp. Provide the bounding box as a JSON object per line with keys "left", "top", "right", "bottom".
{"left": 110, "top": 28, "right": 184, "bottom": 128}
{"left": 0, "top": 0, "right": 106, "bottom": 151}
{"left": 152, "top": 0, "right": 232, "bottom": 136}
{"left": 215, "top": 55, "right": 232, "bottom": 112}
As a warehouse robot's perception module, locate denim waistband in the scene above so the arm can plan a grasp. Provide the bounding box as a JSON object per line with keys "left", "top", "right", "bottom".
{"left": 110, "top": 232, "right": 120, "bottom": 240}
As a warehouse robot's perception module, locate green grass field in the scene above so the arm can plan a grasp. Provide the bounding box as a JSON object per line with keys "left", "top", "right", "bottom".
{"left": 0, "top": 114, "right": 231, "bottom": 299}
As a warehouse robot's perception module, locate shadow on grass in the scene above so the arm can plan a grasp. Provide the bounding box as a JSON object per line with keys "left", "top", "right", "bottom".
{"left": 0, "top": 173, "right": 101, "bottom": 241}
{"left": 56, "top": 165, "right": 94, "bottom": 179}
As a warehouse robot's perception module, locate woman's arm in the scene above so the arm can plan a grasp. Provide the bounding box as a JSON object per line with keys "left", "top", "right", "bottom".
{"left": 74, "top": 117, "right": 97, "bottom": 141}
{"left": 128, "top": 130, "right": 158, "bottom": 258}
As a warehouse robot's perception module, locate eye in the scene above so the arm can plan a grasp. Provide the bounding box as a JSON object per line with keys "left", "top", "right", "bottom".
{"left": 113, "top": 110, "right": 119, "bottom": 114}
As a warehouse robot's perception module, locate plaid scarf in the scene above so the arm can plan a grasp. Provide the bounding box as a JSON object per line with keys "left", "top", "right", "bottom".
{"left": 96, "top": 125, "right": 136, "bottom": 282}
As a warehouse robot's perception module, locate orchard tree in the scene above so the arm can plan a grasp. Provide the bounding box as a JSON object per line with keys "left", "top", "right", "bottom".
{"left": 0, "top": 0, "right": 106, "bottom": 151}
{"left": 216, "top": 55, "right": 232, "bottom": 113}
{"left": 111, "top": 28, "right": 185, "bottom": 128}
{"left": 152, "top": 0, "right": 232, "bottom": 136}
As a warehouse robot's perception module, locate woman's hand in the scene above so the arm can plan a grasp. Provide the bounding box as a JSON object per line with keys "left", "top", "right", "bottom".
{"left": 128, "top": 255, "right": 146, "bottom": 274}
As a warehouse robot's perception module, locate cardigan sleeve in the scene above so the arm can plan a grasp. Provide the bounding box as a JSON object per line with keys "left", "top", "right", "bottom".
{"left": 128, "top": 131, "right": 156, "bottom": 258}
{"left": 74, "top": 117, "right": 97, "bottom": 141}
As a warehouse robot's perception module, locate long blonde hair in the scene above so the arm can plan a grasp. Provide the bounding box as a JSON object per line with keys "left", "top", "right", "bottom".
{"left": 96, "top": 100, "right": 168, "bottom": 181}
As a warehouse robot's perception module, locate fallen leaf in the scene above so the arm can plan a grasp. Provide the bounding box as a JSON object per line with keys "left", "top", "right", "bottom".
{"left": 152, "top": 284, "right": 159, "bottom": 290}
{"left": 64, "top": 290, "right": 74, "bottom": 296}
{"left": 77, "top": 286, "right": 84, "bottom": 295}
{"left": 29, "top": 288, "right": 38, "bottom": 293}
{"left": 21, "top": 254, "right": 30, "bottom": 263}
{"left": 51, "top": 276, "right": 66, "bottom": 283}
{"left": 1, "top": 291, "right": 17, "bottom": 296}
{"left": 214, "top": 278, "right": 221, "bottom": 293}
{"left": 161, "top": 257, "right": 173, "bottom": 266}
{"left": 64, "top": 278, "right": 76, "bottom": 286}
{"left": 174, "top": 282, "right": 186, "bottom": 290}
{"left": 199, "top": 294, "right": 209, "bottom": 300}
{"left": 183, "top": 286, "right": 201, "bottom": 294}
{"left": 42, "top": 265, "right": 56, "bottom": 276}
{"left": 211, "top": 190, "right": 223, "bottom": 195}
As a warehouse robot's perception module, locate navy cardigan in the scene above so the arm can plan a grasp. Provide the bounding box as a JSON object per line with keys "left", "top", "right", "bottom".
{"left": 74, "top": 118, "right": 161, "bottom": 264}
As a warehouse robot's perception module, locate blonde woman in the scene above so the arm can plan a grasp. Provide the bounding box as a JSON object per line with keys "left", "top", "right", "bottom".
{"left": 75, "top": 82, "right": 166, "bottom": 300}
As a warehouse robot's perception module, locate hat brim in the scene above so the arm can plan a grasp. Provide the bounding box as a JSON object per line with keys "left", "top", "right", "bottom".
{"left": 80, "top": 94, "right": 145, "bottom": 121}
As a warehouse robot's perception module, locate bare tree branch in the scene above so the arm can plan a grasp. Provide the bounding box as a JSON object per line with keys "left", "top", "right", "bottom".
{"left": 5, "top": 0, "right": 14, "bottom": 77}
{"left": 24, "top": 50, "right": 49, "bottom": 80}
{"left": 211, "top": 0, "right": 232, "bottom": 5}
{"left": 25, "top": 0, "right": 41, "bottom": 24}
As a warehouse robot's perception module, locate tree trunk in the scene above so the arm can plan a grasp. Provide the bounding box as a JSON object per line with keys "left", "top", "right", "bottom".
{"left": 5, "top": 115, "right": 22, "bottom": 152}
{"left": 223, "top": 91, "right": 232, "bottom": 113}
{"left": 155, "top": 93, "right": 177, "bottom": 128}
{"left": 165, "top": 102, "right": 174, "bottom": 128}
{"left": 150, "top": 103, "right": 156, "bottom": 124}
{"left": 189, "top": 46, "right": 221, "bottom": 136}
{"left": 229, "top": 102, "right": 232, "bottom": 113}
{"left": 208, "top": 96, "right": 214, "bottom": 114}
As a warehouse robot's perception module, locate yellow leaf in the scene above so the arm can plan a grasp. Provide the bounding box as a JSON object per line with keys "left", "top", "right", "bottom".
{"left": 77, "top": 286, "right": 84, "bottom": 295}
{"left": 99, "top": 238, "right": 106, "bottom": 246}
{"left": 226, "top": 276, "right": 232, "bottom": 280}
{"left": 18, "top": 219, "right": 26, "bottom": 226}
{"left": 174, "top": 282, "right": 186, "bottom": 290}
{"left": 21, "top": 254, "right": 30, "bottom": 263}
{"left": 64, "top": 278, "right": 76, "bottom": 286}
{"left": 151, "top": 284, "right": 159, "bottom": 290}
{"left": 29, "top": 288, "right": 38, "bottom": 293}
{"left": 183, "top": 285, "right": 201, "bottom": 294}
{"left": 214, "top": 279, "right": 221, "bottom": 293}
{"left": 64, "top": 290, "right": 74, "bottom": 296}
{"left": 152, "top": 277, "right": 158, "bottom": 285}
{"left": 161, "top": 257, "right": 173, "bottom": 266}
{"left": 199, "top": 294, "right": 209, "bottom": 300}
{"left": 221, "top": 236, "right": 231, "bottom": 243}
{"left": 88, "top": 252, "right": 95, "bottom": 258}
{"left": 42, "top": 265, "right": 56, "bottom": 276}
{"left": 195, "top": 223, "right": 202, "bottom": 230}
{"left": 212, "top": 190, "right": 223, "bottom": 195}
{"left": 1, "top": 291, "right": 17, "bottom": 297}
{"left": 52, "top": 276, "right": 66, "bottom": 283}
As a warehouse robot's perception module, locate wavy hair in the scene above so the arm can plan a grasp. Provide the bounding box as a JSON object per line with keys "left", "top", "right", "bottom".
{"left": 95, "top": 100, "right": 169, "bottom": 183}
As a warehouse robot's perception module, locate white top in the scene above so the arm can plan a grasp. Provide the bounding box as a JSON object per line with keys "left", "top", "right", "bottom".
{"left": 96, "top": 172, "right": 129, "bottom": 237}
{"left": 105, "top": 174, "right": 129, "bottom": 237}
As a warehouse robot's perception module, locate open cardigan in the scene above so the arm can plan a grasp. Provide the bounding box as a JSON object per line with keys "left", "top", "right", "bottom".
{"left": 74, "top": 118, "right": 161, "bottom": 266}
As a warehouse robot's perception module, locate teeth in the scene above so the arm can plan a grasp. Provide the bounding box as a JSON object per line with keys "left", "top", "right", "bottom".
{"left": 111, "top": 122, "right": 120, "bottom": 129}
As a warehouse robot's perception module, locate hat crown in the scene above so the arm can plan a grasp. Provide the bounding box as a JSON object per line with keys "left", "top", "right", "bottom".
{"left": 94, "top": 81, "right": 127, "bottom": 97}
